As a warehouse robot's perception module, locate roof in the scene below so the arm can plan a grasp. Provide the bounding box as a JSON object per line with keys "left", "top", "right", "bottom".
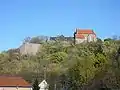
{"left": 75, "top": 34, "right": 85, "bottom": 39}
{"left": 76, "top": 29, "right": 95, "bottom": 34}
{"left": 39, "top": 80, "right": 48, "bottom": 88}
{"left": 0, "top": 76, "right": 31, "bottom": 87}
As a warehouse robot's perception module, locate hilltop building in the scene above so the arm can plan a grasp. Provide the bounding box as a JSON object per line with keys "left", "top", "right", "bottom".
{"left": 74, "top": 28, "right": 97, "bottom": 44}
{"left": 19, "top": 28, "right": 97, "bottom": 55}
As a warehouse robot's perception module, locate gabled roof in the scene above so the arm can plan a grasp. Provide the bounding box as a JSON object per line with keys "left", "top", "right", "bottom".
{"left": 39, "top": 80, "right": 48, "bottom": 88}
{"left": 0, "top": 76, "right": 31, "bottom": 87}
{"left": 76, "top": 29, "right": 95, "bottom": 35}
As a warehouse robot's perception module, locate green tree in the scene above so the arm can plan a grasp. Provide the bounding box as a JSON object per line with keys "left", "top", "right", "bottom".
{"left": 33, "top": 78, "right": 40, "bottom": 90}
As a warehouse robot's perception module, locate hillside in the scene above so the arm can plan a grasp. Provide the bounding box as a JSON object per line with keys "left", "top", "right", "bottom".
{"left": 0, "top": 37, "right": 120, "bottom": 90}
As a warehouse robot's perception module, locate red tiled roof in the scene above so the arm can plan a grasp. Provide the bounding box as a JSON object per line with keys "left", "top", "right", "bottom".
{"left": 75, "top": 34, "right": 85, "bottom": 39}
{"left": 76, "top": 29, "right": 95, "bottom": 34}
{"left": 0, "top": 76, "right": 31, "bottom": 87}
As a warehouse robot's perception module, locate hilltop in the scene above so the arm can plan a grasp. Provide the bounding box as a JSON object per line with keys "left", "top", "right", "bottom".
{"left": 0, "top": 35, "right": 120, "bottom": 89}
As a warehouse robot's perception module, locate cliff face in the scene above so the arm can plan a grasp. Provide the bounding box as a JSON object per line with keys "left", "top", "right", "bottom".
{"left": 19, "top": 43, "right": 41, "bottom": 55}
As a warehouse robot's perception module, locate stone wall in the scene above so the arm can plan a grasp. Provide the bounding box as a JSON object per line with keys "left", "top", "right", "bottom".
{"left": 19, "top": 43, "right": 41, "bottom": 55}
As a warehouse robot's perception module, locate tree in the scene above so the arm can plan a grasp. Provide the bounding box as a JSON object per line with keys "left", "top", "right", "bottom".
{"left": 33, "top": 78, "right": 40, "bottom": 90}
{"left": 30, "top": 36, "right": 42, "bottom": 44}
{"left": 47, "top": 52, "right": 67, "bottom": 63}
{"left": 23, "top": 37, "right": 31, "bottom": 43}
{"left": 112, "top": 35, "right": 118, "bottom": 40}
{"left": 104, "top": 38, "right": 112, "bottom": 42}
{"left": 67, "top": 61, "right": 85, "bottom": 90}
{"left": 56, "top": 35, "right": 65, "bottom": 41}
{"left": 97, "top": 38, "right": 102, "bottom": 43}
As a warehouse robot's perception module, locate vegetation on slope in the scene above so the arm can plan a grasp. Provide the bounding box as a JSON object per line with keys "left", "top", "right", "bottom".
{"left": 0, "top": 36, "right": 120, "bottom": 90}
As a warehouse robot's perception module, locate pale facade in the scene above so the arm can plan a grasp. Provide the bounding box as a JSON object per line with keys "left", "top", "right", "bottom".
{"left": 19, "top": 42, "right": 41, "bottom": 55}
{"left": 39, "top": 80, "right": 48, "bottom": 90}
{"left": 0, "top": 87, "right": 32, "bottom": 90}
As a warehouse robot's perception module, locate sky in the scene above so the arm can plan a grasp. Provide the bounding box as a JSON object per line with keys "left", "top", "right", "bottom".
{"left": 0, "top": 0, "right": 120, "bottom": 51}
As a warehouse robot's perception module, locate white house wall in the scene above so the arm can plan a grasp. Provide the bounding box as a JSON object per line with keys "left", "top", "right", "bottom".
{"left": 0, "top": 87, "right": 32, "bottom": 90}
{"left": 87, "top": 34, "right": 94, "bottom": 42}
{"left": 76, "top": 38, "right": 85, "bottom": 44}
{"left": 75, "top": 34, "right": 97, "bottom": 44}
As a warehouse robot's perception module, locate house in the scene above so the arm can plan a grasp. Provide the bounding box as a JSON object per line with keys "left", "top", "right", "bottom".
{"left": 0, "top": 76, "right": 32, "bottom": 90}
{"left": 74, "top": 28, "right": 97, "bottom": 44}
{"left": 38, "top": 80, "right": 48, "bottom": 90}
{"left": 19, "top": 42, "right": 41, "bottom": 55}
